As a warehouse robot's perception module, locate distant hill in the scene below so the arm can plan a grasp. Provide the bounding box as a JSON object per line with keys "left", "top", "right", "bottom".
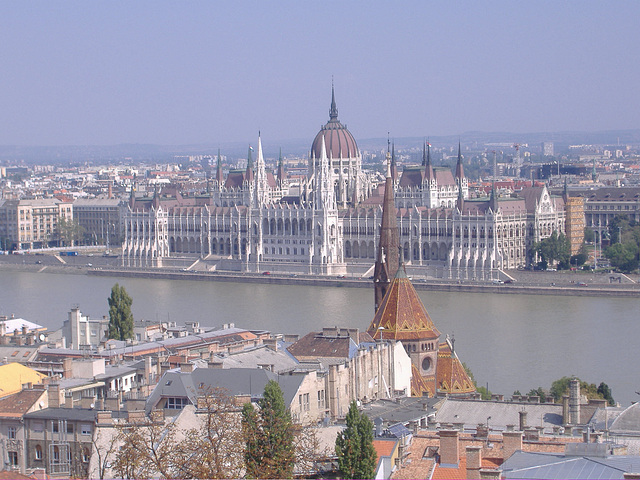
{"left": 1, "top": 129, "right": 639, "bottom": 164}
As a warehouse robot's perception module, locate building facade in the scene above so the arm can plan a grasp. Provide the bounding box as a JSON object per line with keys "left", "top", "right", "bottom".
{"left": 122, "top": 91, "right": 567, "bottom": 277}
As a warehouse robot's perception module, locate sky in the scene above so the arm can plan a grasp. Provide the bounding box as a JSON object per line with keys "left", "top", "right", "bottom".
{"left": 0, "top": 1, "right": 639, "bottom": 146}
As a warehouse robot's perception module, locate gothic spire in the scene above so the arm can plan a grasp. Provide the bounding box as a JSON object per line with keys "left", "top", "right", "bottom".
{"left": 216, "top": 148, "right": 224, "bottom": 183}
{"left": 424, "top": 139, "right": 434, "bottom": 182}
{"left": 455, "top": 140, "right": 464, "bottom": 179}
{"left": 245, "top": 144, "right": 254, "bottom": 183}
{"left": 329, "top": 81, "right": 338, "bottom": 121}
{"left": 373, "top": 145, "right": 400, "bottom": 312}
{"left": 277, "top": 147, "right": 285, "bottom": 188}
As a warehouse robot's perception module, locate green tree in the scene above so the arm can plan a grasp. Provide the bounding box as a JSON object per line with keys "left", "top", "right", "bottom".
{"left": 606, "top": 242, "right": 639, "bottom": 273}
{"left": 549, "top": 376, "right": 615, "bottom": 405}
{"left": 532, "top": 231, "right": 570, "bottom": 268}
{"left": 242, "top": 380, "right": 295, "bottom": 479}
{"left": 108, "top": 283, "right": 134, "bottom": 341}
{"left": 56, "top": 217, "right": 85, "bottom": 247}
{"left": 335, "top": 401, "right": 377, "bottom": 480}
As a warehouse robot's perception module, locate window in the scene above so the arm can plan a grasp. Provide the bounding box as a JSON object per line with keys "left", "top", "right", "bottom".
{"left": 35, "top": 445, "right": 42, "bottom": 460}
{"left": 81, "top": 424, "right": 92, "bottom": 436}
{"left": 8, "top": 451, "right": 17, "bottom": 467}
{"left": 82, "top": 448, "right": 90, "bottom": 463}
{"left": 8, "top": 426, "right": 16, "bottom": 439}
{"left": 67, "top": 423, "right": 73, "bottom": 434}
{"left": 52, "top": 421, "right": 59, "bottom": 433}
{"left": 166, "top": 397, "right": 188, "bottom": 409}
{"left": 33, "top": 422, "right": 43, "bottom": 433}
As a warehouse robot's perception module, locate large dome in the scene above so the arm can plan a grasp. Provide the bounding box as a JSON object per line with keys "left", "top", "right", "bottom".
{"left": 311, "top": 88, "right": 359, "bottom": 160}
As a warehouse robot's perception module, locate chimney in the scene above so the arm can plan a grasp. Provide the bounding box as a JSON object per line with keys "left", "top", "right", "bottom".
{"left": 263, "top": 338, "right": 278, "bottom": 351}
{"left": 180, "top": 363, "right": 193, "bottom": 373}
{"left": 569, "top": 378, "right": 580, "bottom": 425}
{"left": 62, "top": 358, "right": 73, "bottom": 379}
{"left": 96, "top": 411, "right": 113, "bottom": 425}
{"left": 519, "top": 410, "right": 527, "bottom": 431}
{"left": 144, "top": 356, "right": 152, "bottom": 385}
{"left": 48, "top": 384, "right": 61, "bottom": 408}
{"left": 563, "top": 395, "right": 570, "bottom": 425}
{"left": 438, "top": 430, "right": 460, "bottom": 466}
{"left": 466, "top": 445, "right": 482, "bottom": 480}
{"left": 502, "top": 431, "right": 523, "bottom": 459}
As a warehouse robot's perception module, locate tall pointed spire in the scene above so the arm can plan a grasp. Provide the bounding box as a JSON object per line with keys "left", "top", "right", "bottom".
{"left": 373, "top": 142, "right": 400, "bottom": 312}
{"left": 424, "top": 139, "right": 434, "bottom": 182}
{"left": 245, "top": 144, "right": 254, "bottom": 183}
{"left": 391, "top": 141, "right": 397, "bottom": 180}
{"left": 277, "top": 148, "right": 285, "bottom": 188}
{"left": 422, "top": 141, "right": 426, "bottom": 166}
{"left": 455, "top": 140, "right": 464, "bottom": 180}
{"left": 329, "top": 79, "right": 338, "bottom": 121}
{"left": 216, "top": 148, "right": 224, "bottom": 183}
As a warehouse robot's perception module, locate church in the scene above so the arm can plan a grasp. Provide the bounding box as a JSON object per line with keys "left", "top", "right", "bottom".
{"left": 367, "top": 148, "right": 475, "bottom": 397}
{"left": 122, "top": 87, "right": 566, "bottom": 280}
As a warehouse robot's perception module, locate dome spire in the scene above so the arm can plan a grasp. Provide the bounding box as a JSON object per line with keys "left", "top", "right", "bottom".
{"left": 329, "top": 80, "right": 339, "bottom": 121}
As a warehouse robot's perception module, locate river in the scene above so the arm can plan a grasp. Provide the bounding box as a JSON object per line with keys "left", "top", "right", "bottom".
{"left": 0, "top": 269, "right": 638, "bottom": 407}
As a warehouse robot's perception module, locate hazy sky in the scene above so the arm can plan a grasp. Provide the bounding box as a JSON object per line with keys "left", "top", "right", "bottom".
{"left": 1, "top": 1, "right": 638, "bottom": 146}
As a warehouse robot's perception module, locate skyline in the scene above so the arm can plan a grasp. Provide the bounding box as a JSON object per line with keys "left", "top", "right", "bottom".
{"left": 1, "top": 1, "right": 639, "bottom": 147}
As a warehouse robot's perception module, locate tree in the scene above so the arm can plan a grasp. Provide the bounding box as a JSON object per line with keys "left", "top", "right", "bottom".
{"left": 549, "top": 376, "right": 615, "bottom": 405}
{"left": 335, "top": 401, "right": 377, "bottom": 480}
{"left": 112, "top": 412, "right": 179, "bottom": 479}
{"left": 56, "top": 217, "right": 85, "bottom": 247}
{"left": 108, "top": 283, "right": 134, "bottom": 341}
{"left": 606, "top": 242, "right": 639, "bottom": 273}
{"left": 242, "top": 380, "right": 295, "bottom": 479}
{"left": 532, "top": 231, "right": 570, "bottom": 268}
{"left": 177, "top": 387, "right": 245, "bottom": 479}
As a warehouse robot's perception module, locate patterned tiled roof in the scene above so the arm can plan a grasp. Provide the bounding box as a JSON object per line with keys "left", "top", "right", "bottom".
{"left": 367, "top": 269, "right": 440, "bottom": 342}
{"left": 435, "top": 341, "right": 476, "bottom": 395}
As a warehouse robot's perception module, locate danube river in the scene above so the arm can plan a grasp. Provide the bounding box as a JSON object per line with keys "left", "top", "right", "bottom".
{"left": 1, "top": 270, "right": 638, "bottom": 407}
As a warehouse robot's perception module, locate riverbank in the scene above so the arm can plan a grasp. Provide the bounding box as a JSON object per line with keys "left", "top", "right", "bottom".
{"left": 1, "top": 254, "right": 638, "bottom": 297}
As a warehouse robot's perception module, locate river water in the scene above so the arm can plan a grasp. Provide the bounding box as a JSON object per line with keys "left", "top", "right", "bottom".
{"left": 1, "top": 270, "right": 638, "bottom": 407}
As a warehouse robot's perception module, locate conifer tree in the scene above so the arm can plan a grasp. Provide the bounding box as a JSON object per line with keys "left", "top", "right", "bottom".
{"left": 336, "top": 401, "right": 377, "bottom": 479}
{"left": 242, "top": 380, "right": 295, "bottom": 478}
{"left": 107, "top": 283, "right": 134, "bottom": 341}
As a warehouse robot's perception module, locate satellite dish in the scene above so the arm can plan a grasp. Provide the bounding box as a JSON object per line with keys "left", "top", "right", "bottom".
{"left": 38, "top": 333, "right": 45, "bottom": 342}
{"left": 90, "top": 403, "right": 95, "bottom": 409}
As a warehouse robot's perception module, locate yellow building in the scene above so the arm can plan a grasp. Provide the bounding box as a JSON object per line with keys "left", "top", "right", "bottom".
{"left": 564, "top": 192, "right": 585, "bottom": 256}
{"left": 0, "top": 363, "right": 47, "bottom": 398}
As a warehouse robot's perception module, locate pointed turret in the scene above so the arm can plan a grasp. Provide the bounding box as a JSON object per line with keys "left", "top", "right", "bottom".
{"left": 455, "top": 141, "right": 464, "bottom": 180}
{"left": 373, "top": 142, "right": 400, "bottom": 312}
{"left": 424, "top": 140, "right": 434, "bottom": 182}
{"left": 456, "top": 182, "right": 464, "bottom": 212}
{"left": 329, "top": 81, "right": 339, "bottom": 121}
{"left": 245, "top": 145, "right": 254, "bottom": 183}
{"left": 489, "top": 184, "right": 498, "bottom": 212}
{"left": 277, "top": 148, "right": 285, "bottom": 188}
{"left": 391, "top": 141, "right": 398, "bottom": 181}
{"left": 216, "top": 148, "right": 224, "bottom": 184}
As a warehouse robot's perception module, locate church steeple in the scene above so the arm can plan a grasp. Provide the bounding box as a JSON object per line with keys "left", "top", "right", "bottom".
{"left": 391, "top": 141, "right": 398, "bottom": 181}
{"left": 373, "top": 140, "right": 400, "bottom": 312}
